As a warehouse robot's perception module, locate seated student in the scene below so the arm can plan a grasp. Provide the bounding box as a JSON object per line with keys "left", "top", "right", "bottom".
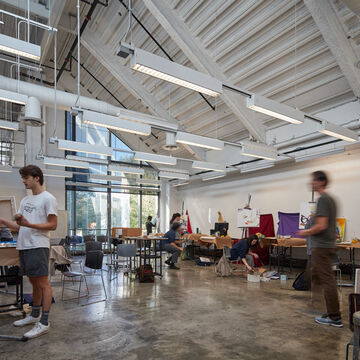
{"left": 163, "top": 222, "right": 185, "bottom": 270}
{"left": 146, "top": 216, "right": 156, "bottom": 235}
{"left": 230, "top": 235, "right": 260, "bottom": 272}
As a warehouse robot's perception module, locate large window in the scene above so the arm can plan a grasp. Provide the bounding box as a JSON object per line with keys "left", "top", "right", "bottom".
{"left": 65, "top": 112, "right": 159, "bottom": 237}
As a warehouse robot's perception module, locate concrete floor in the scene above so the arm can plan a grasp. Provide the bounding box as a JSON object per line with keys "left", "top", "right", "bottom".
{"left": 0, "top": 260, "right": 353, "bottom": 360}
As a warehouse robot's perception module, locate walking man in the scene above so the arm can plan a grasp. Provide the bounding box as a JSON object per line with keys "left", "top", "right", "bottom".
{"left": 0, "top": 165, "right": 57, "bottom": 338}
{"left": 298, "top": 171, "right": 342, "bottom": 327}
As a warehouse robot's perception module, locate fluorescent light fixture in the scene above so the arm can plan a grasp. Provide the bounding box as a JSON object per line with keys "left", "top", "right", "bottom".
{"left": 108, "top": 163, "right": 144, "bottom": 175}
{"left": 157, "top": 167, "right": 189, "bottom": 174}
{"left": 136, "top": 179, "right": 162, "bottom": 185}
{"left": 240, "top": 161, "right": 274, "bottom": 173}
{"left": 0, "top": 165, "right": 12, "bottom": 173}
{"left": 134, "top": 151, "right": 177, "bottom": 166}
{"left": 0, "top": 89, "right": 27, "bottom": 105}
{"left": 159, "top": 171, "right": 189, "bottom": 180}
{"left": 43, "top": 169, "right": 73, "bottom": 178}
{"left": 0, "top": 33, "right": 41, "bottom": 61}
{"left": 43, "top": 157, "right": 90, "bottom": 169}
{"left": 247, "top": 94, "right": 304, "bottom": 125}
{"left": 82, "top": 110, "right": 151, "bottom": 136}
{"left": 173, "top": 182, "right": 189, "bottom": 187}
{"left": 130, "top": 48, "right": 223, "bottom": 97}
{"left": 202, "top": 173, "right": 226, "bottom": 181}
{"left": 241, "top": 140, "right": 278, "bottom": 161}
{"left": 192, "top": 160, "right": 226, "bottom": 172}
{"left": 295, "top": 148, "right": 344, "bottom": 163}
{"left": 0, "top": 120, "right": 19, "bottom": 131}
{"left": 175, "top": 131, "right": 224, "bottom": 151}
{"left": 57, "top": 139, "right": 113, "bottom": 157}
{"left": 318, "top": 121, "right": 358, "bottom": 143}
{"left": 89, "top": 174, "right": 124, "bottom": 182}
{"left": 66, "top": 155, "right": 108, "bottom": 165}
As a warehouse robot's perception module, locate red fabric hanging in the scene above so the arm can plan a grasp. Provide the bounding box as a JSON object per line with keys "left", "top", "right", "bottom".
{"left": 249, "top": 214, "right": 275, "bottom": 237}
{"left": 186, "top": 209, "right": 193, "bottom": 234}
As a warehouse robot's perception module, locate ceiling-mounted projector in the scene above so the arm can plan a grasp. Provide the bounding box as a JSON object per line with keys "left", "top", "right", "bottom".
{"left": 162, "top": 132, "right": 179, "bottom": 151}
{"left": 23, "top": 96, "right": 44, "bottom": 127}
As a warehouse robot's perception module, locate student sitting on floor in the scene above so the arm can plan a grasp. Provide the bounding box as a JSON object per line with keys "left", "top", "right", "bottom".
{"left": 230, "top": 235, "right": 260, "bottom": 272}
{"left": 163, "top": 222, "right": 185, "bottom": 270}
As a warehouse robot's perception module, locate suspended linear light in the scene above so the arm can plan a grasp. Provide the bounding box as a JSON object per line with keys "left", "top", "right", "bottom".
{"left": 108, "top": 163, "right": 144, "bottom": 175}
{"left": 136, "top": 179, "right": 162, "bottom": 185}
{"left": 57, "top": 139, "right": 113, "bottom": 157}
{"left": 317, "top": 121, "right": 358, "bottom": 143}
{"left": 89, "top": 174, "right": 124, "bottom": 182}
{"left": 134, "top": 152, "right": 177, "bottom": 166}
{"left": 0, "top": 120, "right": 19, "bottom": 131}
{"left": 157, "top": 167, "right": 189, "bottom": 174}
{"left": 66, "top": 155, "right": 108, "bottom": 165}
{"left": 0, "top": 165, "right": 12, "bottom": 173}
{"left": 0, "top": 34, "right": 41, "bottom": 61}
{"left": 43, "top": 169, "right": 73, "bottom": 178}
{"left": 247, "top": 94, "right": 304, "bottom": 125}
{"left": 240, "top": 162, "right": 274, "bottom": 173}
{"left": 43, "top": 157, "right": 90, "bottom": 169}
{"left": 173, "top": 182, "right": 189, "bottom": 187}
{"left": 175, "top": 131, "right": 224, "bottom": 151}
{"left": 240, "top": 140, "right": 278, "bottom": 161}
{"left": 0, "top": 89, "right": 27, "bottom": 105}
{"left": 202, "top": 173, "right": 226, "bottom": 181}
{"left": 130, "top": 48, "right": 223, "bottom": 97}
{"left": 159, "top": 171, "right": 189, "bottom": 180}
{"left": 82, "top": 109, "right": 151, "bottom": 136}
{"left": 295, "top": 148, "right": 344, "bottom": 163}
{"left": 192, "top": 160, "right": 226, "bottom": 172}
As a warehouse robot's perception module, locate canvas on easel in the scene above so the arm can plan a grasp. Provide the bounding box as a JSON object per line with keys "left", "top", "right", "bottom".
{"left": 0, "top": 196, "right": 16, "bottom": 222}
{"left": 237, "top": 208, "right": 260, "bottom": 228}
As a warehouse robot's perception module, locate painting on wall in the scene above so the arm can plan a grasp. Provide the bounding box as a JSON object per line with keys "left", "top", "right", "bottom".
{"left": 299, "top": 202, "right": 317, "bottom": 229}
{"left": 336, "top": 218, "right": 346, "bottom": 243}
{"left": 237, "top": 208, "right": 260, "bottom": 228}
{"left": 0, "top": 196, "right": 16, "bottom": 223}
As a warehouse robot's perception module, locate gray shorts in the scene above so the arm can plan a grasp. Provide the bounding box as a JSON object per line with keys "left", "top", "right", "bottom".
{"left": 19, "top": 248, "right": 49, "bottom": 277}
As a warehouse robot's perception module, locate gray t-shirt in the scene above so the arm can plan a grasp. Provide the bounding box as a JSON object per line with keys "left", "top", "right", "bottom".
{"left": 312, "top": 192, "right": 337, "bottom": 249}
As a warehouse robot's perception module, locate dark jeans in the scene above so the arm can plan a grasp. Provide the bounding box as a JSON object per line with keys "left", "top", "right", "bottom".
{"left": 312, "top": 248, "right": 340, "bottom": 319}
{"left": 163, "top": 244, "right": 181, "bottom": 264}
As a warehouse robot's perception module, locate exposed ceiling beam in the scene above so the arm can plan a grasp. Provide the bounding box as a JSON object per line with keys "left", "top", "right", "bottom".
{"left": 304, "top": 0, "right": 360, "bottom": 98}
{"left": 143, "top": 0, "right": 266, "bottom": 143}
{"left": 81, "top": 28, "right": 205, "bottom": 160}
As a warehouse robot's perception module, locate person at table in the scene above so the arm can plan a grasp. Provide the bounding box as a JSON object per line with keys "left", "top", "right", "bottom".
{"left": 0, "top": 165, "right": 57, "bottom": 339}
{"left": 170, "top": 212, "right": 181, "bottom": 226}
{"left": 163, "top": 222, "right": 185, "bottom": 270}
{"left": 146, "top": 215, "right": 156, "bottom": 235}
{"left": 229, "top": 235, "right": 260, "bottom": 272}
{"left": 298, "top": 170, "right": 342, "bottom": 328}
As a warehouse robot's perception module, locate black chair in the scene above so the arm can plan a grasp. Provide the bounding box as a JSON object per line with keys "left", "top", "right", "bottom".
{"left": 59, "top": 237, "right": 83, "bottom": 271}
{"left": 83, "top": 234, "right": 95, "bottom": 243}
{"left": 61, "top": 250, "right": 107, "bottom": 303}
{"left": 346, "top": 293, "right": 360, "bottom": 359}
{"left": 85, "top": 241, "right": 102, "bottom": 253}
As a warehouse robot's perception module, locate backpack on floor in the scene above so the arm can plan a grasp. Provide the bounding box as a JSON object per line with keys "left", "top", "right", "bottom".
{"left": 215, "top": 255, "right": 232, "bottom": 277}
{"left": 137, "top": 265, "right": 154, "bottom": 283}
{"left": 292, "top": 271, "right": 309, "bottom": 291}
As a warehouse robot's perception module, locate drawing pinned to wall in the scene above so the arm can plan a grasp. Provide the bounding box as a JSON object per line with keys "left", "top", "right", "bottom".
{"left": 299, "top": 202, "right": 317, "bottom": 229}
{"left": 336, "top": 218, "right": 346, "bottom": 243}
{"left": 237, "top": 208, "right": 260, "bottom": 228}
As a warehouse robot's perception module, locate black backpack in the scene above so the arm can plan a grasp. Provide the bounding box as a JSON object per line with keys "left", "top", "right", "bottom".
{"left": 137, "top": 264, "right": 154, "bottom": 283}
{"left": 292, "top": 271, "right": 309, "bottom": 291}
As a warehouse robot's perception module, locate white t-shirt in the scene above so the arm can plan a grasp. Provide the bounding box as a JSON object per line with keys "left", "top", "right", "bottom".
{"left": 17, "top": 191, "right": 57, "bottom": 250}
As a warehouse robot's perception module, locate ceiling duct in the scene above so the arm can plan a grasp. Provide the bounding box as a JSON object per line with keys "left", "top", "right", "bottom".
{"left": 23, "top": 97, "right": 43, "bottom": 127}
{"left": 162, "top": 132, "right": 179, "bottom": 151}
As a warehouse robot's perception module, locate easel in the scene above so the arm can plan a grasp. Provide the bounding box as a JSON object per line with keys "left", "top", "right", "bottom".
{"left": 239, "top": 194, "right": 252, "bottom": 239}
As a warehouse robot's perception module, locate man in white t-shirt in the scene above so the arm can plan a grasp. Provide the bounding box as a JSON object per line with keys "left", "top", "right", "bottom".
{"left": 0, "top": 165, "right": 57, "bottom": 339}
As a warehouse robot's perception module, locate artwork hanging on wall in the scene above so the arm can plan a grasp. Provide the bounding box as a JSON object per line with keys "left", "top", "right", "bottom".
{"left": 237, "top": 208, "right": 260, "bottom": 228}
{"left": 299, "top": 202, "right": 317, "bottom": 229}
{"left": 0, "top": 196, "right": 16, "bottom": 222}
{"left": 336, "top": 218, "right": 346, "bottom": 243}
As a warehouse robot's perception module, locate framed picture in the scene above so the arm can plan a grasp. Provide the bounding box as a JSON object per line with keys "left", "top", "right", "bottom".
{"left": 0, "top": 196, "right": 16, "bottom": 223}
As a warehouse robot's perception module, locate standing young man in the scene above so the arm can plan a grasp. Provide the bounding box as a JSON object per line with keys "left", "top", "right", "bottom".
{"left": 298, "top": 171, "right": 342, "bottom": 327}
{"left": 0, "top": 165, "right": 57, "bottom": 338}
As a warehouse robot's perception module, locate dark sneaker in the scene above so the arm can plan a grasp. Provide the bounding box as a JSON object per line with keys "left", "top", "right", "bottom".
{"left": 315, "top": 316, "right": 343, "bottom": 328}
{"left": 165, "top": 260, "right": 171, "bottom": 265}
{"left": 169, "top": 264, "right": 180, "bottom": 270}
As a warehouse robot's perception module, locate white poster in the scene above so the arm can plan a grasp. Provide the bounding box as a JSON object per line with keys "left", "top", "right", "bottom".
{"left": 237, "top": 208, "right": 260, "bottom": 228}
{"left": 299, "top": 202, "right": 316, "bottom": 229}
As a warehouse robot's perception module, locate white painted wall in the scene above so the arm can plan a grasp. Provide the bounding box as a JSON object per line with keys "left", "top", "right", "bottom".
{"left": 171, "top": 147, "right": 360, "bottom": 243}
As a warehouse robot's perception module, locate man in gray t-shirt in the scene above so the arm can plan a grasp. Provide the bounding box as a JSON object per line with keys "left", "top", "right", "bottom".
{"left": 298, "top": 171, "right": 342, "bottom": 327}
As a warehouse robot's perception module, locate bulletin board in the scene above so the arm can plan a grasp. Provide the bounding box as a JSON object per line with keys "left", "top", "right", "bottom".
{"left": 237, "top": 208, "right": 260, "bottom": 228}
{"left": 50, "top": 210, "right": 69, "bottom": 239}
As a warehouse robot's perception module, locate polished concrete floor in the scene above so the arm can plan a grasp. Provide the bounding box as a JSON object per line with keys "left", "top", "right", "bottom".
{"left": 0, "top": 260, "right": 353, "bottom": 360}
